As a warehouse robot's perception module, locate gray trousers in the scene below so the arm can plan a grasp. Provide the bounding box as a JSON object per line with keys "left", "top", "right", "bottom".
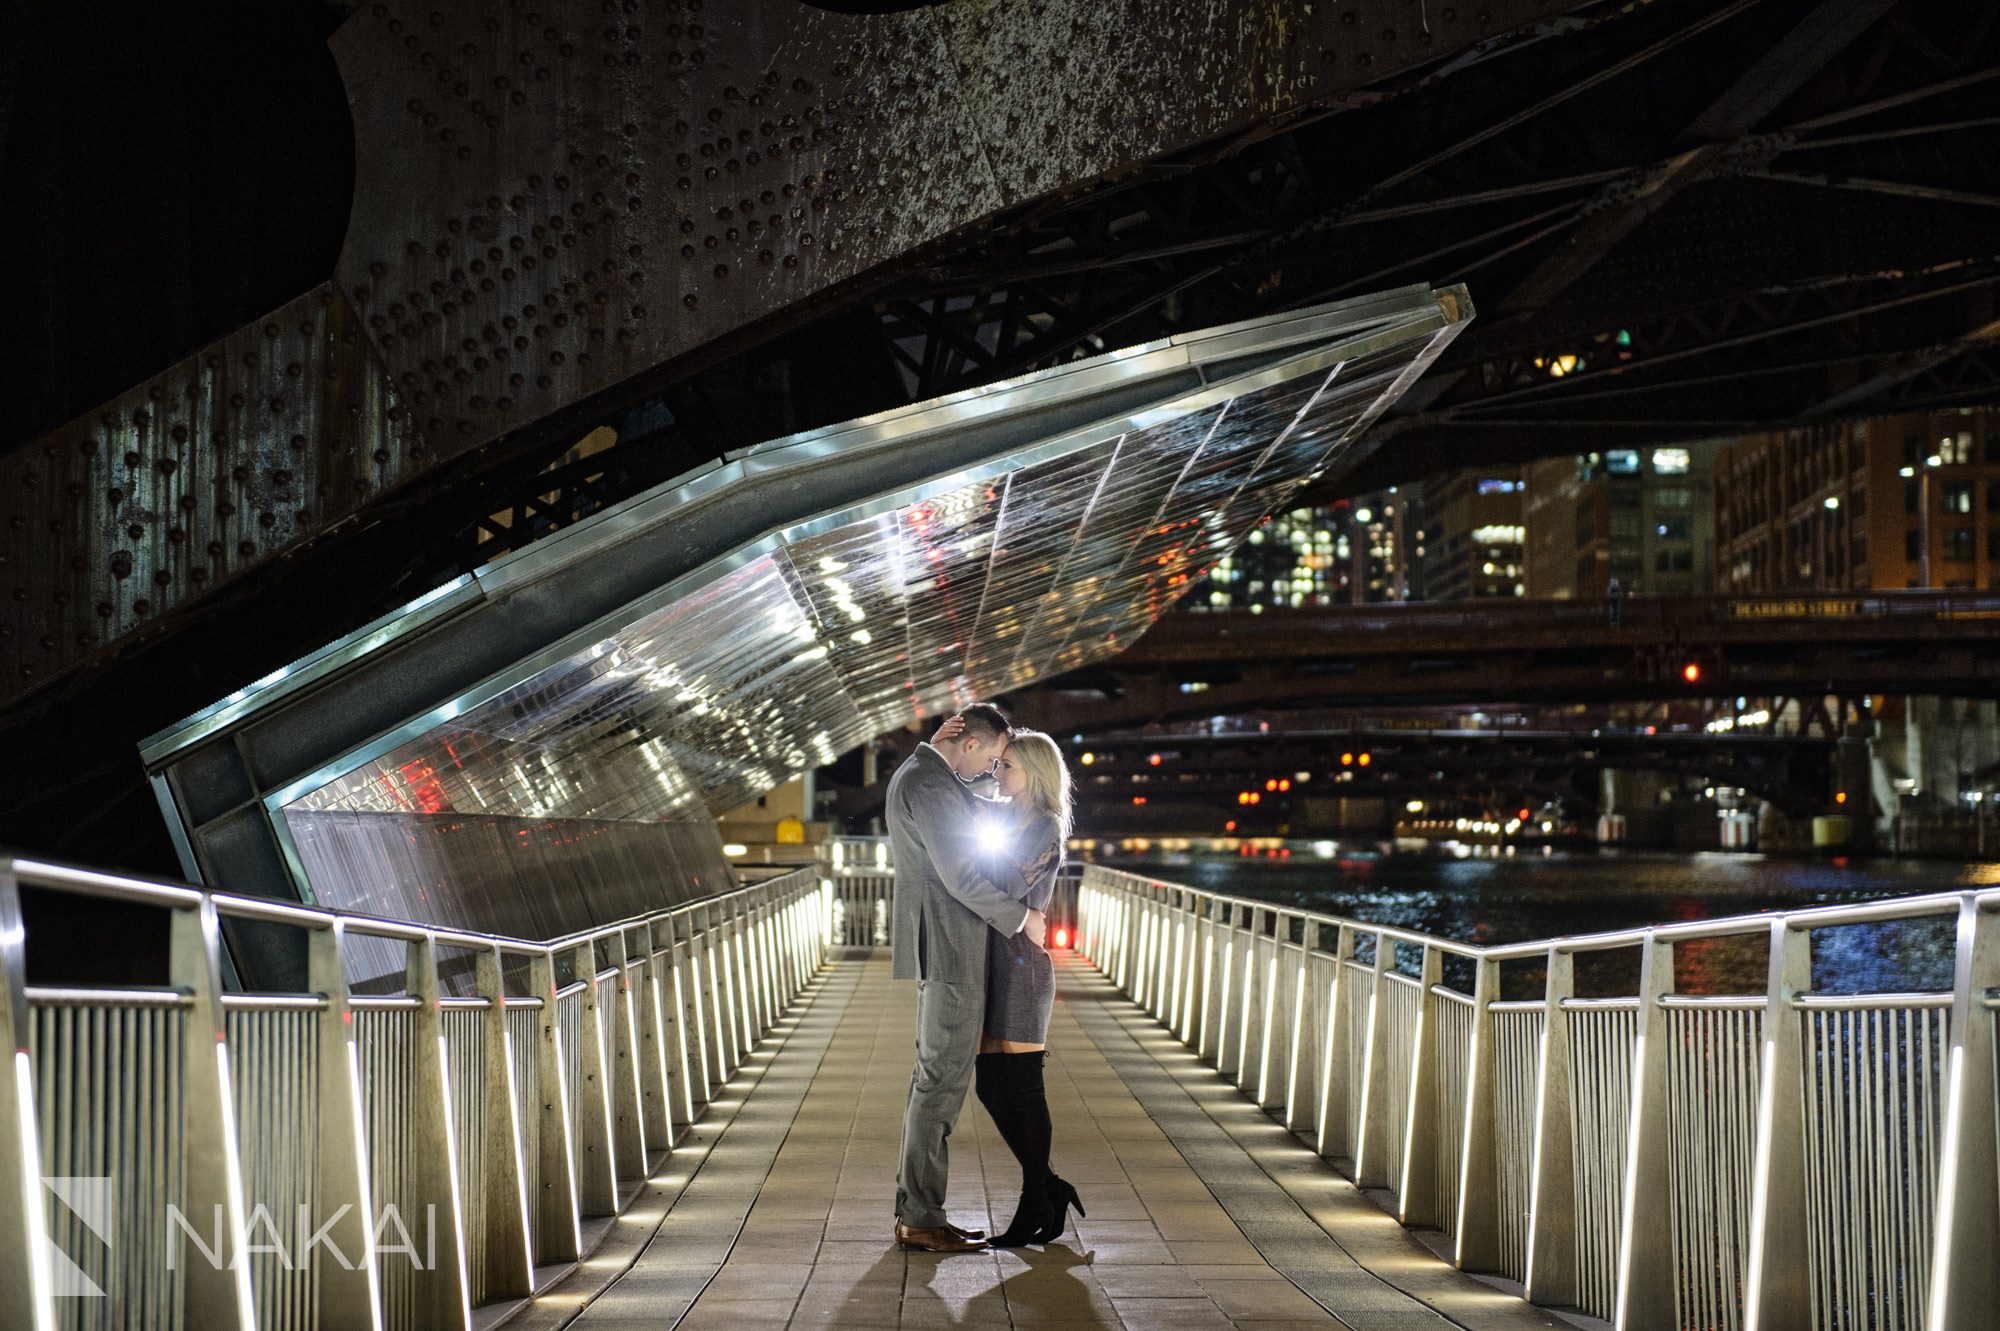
{"left": 896, "top": 977, "right": 984, "bottom": 1226}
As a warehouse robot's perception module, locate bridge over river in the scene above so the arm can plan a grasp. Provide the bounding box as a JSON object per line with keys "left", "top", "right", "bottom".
{"left": 3, "top": 843, "right": 1995, "bottom": 1331}
{"left": 1008, "top": 595, "right": 2000, "bottom": 732}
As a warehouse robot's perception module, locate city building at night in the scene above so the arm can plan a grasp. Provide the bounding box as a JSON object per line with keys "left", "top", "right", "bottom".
{"left": 1197, "top": 490, "right": 1412, "bottom": 610}
{"left": 1524, "top": 442, "right": 1717, "bottom": 598}
{"left": 1412, "top": 467, "right": 1527, "bottom": 599}
{"left": 1715, "top": 407, "right": 2000, "bottom": 592}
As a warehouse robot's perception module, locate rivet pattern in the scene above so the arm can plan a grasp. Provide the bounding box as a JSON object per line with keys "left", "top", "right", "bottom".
{"left": 0, "top": 286, "right": 421, "bottom": 689}
{"left": 0, "top": 0, "right": 1574, "bottom": 709}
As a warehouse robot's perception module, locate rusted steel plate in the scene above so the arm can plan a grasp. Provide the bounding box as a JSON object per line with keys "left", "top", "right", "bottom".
{"left": 0, "top": 285, "right": 423, "bottom": 693}
{"left": 0, "top": 0, "right": 1583, "bottom": 710}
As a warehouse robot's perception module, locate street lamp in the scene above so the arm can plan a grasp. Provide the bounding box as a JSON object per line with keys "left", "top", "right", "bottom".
{"left": 1920, "top": 454, "right": 1942, "bottom": 587}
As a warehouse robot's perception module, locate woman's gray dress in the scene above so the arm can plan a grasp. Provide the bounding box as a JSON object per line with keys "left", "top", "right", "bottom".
{"left": 982, "top": 812, "right": 1061, "bottom": 1043}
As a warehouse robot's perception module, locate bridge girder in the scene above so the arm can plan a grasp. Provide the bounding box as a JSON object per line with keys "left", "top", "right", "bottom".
{"left": 1003, "top": 598, "right": 2000, "bottom": 735}
{"left": 0, "top": 0, "right": 1586, "bottom": 718}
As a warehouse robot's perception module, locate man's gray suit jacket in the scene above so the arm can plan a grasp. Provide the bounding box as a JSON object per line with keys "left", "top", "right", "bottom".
{"left": 886, "top": 744, "right": 1029, "bottom": 982}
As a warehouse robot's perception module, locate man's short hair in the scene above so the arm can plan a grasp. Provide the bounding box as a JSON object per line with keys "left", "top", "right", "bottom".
{"left": 954, "top": 703, "right": 1011, "bottom": 745}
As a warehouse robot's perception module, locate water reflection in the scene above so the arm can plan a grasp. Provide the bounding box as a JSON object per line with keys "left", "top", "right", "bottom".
{"left": 1108, "top": 850, "right": 1981, "bottom": 998}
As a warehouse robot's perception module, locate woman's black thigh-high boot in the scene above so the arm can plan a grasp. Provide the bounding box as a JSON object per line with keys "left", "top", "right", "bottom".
{"left": 976, "top": 1051, "right": 1054, "bottom": 1246}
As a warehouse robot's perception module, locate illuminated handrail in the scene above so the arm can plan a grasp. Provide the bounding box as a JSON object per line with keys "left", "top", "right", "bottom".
{"left": 0, "top": 853, "right": 834, "bottom": 1331}
{"left": 1072, "top": 858, "right": 2000, "bottom": 1331}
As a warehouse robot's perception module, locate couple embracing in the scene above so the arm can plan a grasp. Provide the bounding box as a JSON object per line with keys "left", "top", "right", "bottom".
{"left": 886, "top": 704, "right": 1086, "bottom": 1253}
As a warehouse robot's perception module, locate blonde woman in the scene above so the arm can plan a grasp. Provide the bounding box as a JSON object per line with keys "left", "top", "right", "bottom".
{"left": 931, "top": 716, "right": 1086, "bottom": 1246}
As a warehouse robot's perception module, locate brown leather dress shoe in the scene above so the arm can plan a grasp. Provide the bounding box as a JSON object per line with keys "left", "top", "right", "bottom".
{"left": 895, "top": 1221, "right": 986, "bottom": 1252}
{"left": 946, "top": 1222, "right": 986, "bottom": 1241}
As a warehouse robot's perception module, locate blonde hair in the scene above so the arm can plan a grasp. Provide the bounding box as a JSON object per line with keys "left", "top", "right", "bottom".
{"left": 1004, "top": 730, "right": 1073, "bottom": 843}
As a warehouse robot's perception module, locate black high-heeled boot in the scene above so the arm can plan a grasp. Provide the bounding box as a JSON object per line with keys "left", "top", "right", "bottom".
{"left": 976, "top": 1051, "right": 1057, "bottom": 1246}
{"left": 1033, "top": 1174, "right": 1086, "bottom": 1244}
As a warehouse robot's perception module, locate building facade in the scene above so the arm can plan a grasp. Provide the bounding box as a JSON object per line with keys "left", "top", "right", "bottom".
{"left": 1523, "top": 443, "right": 1717, "bottom": 598}
{"left": 1714, "top": 408, "right": 2000, "bottom": 592}
{"left": 1196, "top": 490, "right": 1413, "bottom": 610}
{"left": 1413, "top": 468, "right": 1526, "bottom": 600}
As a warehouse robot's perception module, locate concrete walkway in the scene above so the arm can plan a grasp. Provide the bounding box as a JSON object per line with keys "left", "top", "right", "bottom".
{"left": 545, "top": 951, "right": 1566, "bottom": 1330}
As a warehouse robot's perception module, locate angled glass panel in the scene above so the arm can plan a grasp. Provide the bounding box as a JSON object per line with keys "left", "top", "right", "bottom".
{"left": 244, "top": 286, "right": 1468, "bottom": 938}
{"left": 959, "top": 437, "right": 1125, "bottom": 693}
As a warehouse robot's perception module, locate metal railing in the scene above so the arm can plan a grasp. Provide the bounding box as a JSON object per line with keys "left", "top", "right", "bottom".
{"left": 1076, "top": 863, "right": 2000, "bottom": 1331}
{"left": 0, "top": 855, "right": 832, "bottom": 1331}
{"left": 819, "top": 839, "right": 1079, "bottom": 948}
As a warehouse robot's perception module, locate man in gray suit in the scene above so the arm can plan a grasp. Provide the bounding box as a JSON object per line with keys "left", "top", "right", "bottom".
{"left": 888, "top": 703, "right": 1047, "bottom": 1251}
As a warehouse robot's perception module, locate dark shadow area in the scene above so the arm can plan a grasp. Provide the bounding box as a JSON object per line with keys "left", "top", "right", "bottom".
{"left": 798, "top": 1, "right": 955, "bottom": 12}
{"left": 0, "top": 0, "right": 354, "bottom": 453}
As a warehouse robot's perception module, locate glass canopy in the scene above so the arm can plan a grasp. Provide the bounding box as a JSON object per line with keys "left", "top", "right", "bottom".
{"left": 147, "top": 283, "right": 1469, "bottom": 964}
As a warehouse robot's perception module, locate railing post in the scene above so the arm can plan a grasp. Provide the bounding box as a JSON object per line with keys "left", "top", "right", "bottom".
{"left": 708, "top": 908, "right": 740, "bottom": 1073}
{"left": 704, "top": 903, "right": 736, "bottom": 1087}
{"left": 786, "top": 886, "right": 807, "bottom": 994}
{"left": 729, "top": 905, "right": 754, "bottom": 1059}
{"left": 1138, "top": 892, "right": 1154, "bottom": 1007}
{"left": 1455, "top": 953, "right": 1503, "bottom": 1273}
{"left": 751, "top": 897, "right": 774, "bottom": 1034}
{"left": 1178, "top": 899, "right": 1203, "bottom": 1044}
{"left": 665, "top": 923, "right": 702, "bottom": 1127}
{"left": 1525, "top": 947, "right": 1578, "bottom": 1308}
{"left": 1233, "top": 909, "right": 1264, "bottom": 1089}
{"left": 679, "top": 914, "right": 719, "bottom": 1108}
{"left": 1135, "top": 896, "right": 1156, "bottom": 1012}
{"left": 1743, "top": 920, "right": 1810, "bottom": 1331}
{"left": 472, "top": 944, "right": 534, "bottom": 1301}
{"left": 1126, "top": 882, "right": 1142, "bottom": 993}
{"left": 1927, "top": 897, "right": 2000, "bottom": 1328}
{"left": 1355, "top": 930, "right": 1394, "bottom": 1189}
{"left": 635, "top": 923, "right": 678, "bottom": 1152}
{"left": 570, "top": 940, "right": 620, "bottom": 1216}
{"left": 402, "top": 932, "right": 473, "bottom": 1330}
{"left": 779, "top": 893, "right": 799, "bottom": 999}
{"left": 1211, "top": 904, "right": 1238, "bottom": 1074}
{"left": 526, "top": 951, "right": 581, "bottom": 1264}
{"left": 1197, "top": 901, "right": 1224, "bottom": 1065}
{"left": 601, "top": 931, "right": 649, "bottom": 1180}
{"left": 0, "top": 864, "right": 56, "bottom": 1331}
{"left": 1614, "top": 933, "right": 1677, "bottom": 1330}
{"left": 1283, "top": 925, "right": 1323, "bottom": 1137}
{"left": 1255, "top": 915, "right": 1293, "bottom": 1111}
{"left": 751, "top": 896, "right": 774, "bottom": 1034}
{"left": 306, "top": 922, "right": 383, "bottom": 1330}
{"left": 1316, "top": 923, "right": 1358, "bottom": 1161}
{"left": 169, "top": 897, "right": 258, "bottom": 1331}
{"left": 1399, "top": 942, "right": 1445, "bottom": 1228}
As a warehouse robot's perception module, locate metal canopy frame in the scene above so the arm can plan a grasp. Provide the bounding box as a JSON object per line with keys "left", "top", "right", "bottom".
{"left": 138, "top": 285, "right": 1468, "bottom": 951}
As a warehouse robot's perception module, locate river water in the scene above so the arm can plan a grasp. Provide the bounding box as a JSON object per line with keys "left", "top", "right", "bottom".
{"left": 1087, "top": 848, "right": 2000, "bottom": 997}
